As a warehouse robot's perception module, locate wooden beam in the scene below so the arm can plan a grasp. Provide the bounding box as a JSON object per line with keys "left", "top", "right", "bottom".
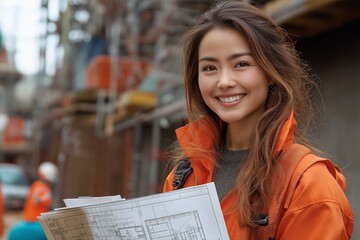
{"left": 264, "top": 0, "right": 360, "bottom": 37}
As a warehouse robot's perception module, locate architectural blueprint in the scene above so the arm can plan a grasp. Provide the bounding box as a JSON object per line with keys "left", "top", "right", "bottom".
{"left": 38, "top": 182, "right": 229, "bottom": 240}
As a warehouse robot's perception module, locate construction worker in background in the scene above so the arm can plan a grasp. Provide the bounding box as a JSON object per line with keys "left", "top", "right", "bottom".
{"left": 8, "top": 162, "right": 58, "bottom": 240}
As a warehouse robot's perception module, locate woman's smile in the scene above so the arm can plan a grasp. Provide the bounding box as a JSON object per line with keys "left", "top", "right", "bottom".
{"left": 217, "top": 93, "right": 246, "bottom": 104}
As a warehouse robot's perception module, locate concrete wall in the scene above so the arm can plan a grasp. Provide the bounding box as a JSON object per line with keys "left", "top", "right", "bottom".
{"left": 296, "top": 20, "right": 360, "bottom": 238}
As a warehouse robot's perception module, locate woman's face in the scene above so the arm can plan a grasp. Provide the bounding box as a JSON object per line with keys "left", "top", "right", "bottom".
{"left": 198, "top": 27, "right": 269, "bottom": 125}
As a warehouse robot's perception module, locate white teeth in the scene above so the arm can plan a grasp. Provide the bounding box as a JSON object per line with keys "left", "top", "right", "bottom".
{"left": 219, "top": 95, "right": 244, "bottom": 103}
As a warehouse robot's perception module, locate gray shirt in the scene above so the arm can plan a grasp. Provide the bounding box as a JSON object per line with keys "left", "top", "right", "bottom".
{"left": 213, "top": 149, "right": 247, "bottom": 201}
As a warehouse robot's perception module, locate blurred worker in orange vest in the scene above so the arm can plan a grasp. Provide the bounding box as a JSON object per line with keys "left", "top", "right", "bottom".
{"left": 23, "top": 161, "right": 58, "bottom": 221}
{"left": 8, "top": 162, "right": 58, "bottom": 240}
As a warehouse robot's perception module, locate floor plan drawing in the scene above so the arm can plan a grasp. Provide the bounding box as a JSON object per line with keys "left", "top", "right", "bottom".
{"left": 146, "top": 210, "right": 205, "bottom": 240}
{"left": 39, "top": 182, "right": 229, "bottom": 240}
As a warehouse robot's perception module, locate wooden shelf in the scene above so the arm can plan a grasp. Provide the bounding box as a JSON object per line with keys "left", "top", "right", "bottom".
{"left": 0, "top": 142, "right": 33, "bottom": 154}
{"left": 59, "top": 89, "right": 159, "bottom": 135}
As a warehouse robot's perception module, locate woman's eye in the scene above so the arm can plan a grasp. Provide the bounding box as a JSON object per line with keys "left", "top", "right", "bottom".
{"left": 201, "top": 65, "right": 216, "bottom": 72}
{"left": 235, "top": 62, "right": 250, "bottom": 68}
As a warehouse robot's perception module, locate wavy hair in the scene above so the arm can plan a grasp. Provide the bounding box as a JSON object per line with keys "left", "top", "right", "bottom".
{"left": 173, "top": 0, "right": 319, "bottom": 227}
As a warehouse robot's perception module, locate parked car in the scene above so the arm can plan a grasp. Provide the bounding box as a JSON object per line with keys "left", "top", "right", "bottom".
{"left": 0, "top": 163, "right": 30, "bottom": 209}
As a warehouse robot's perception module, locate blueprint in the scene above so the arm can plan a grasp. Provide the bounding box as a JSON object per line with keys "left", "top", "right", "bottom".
{"left": 38, "top": 182, "right": 229, "bottom": 240}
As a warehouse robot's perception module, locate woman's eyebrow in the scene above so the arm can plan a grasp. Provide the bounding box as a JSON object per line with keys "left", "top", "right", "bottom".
{"left": 199, "top": 56, "right": 217, "bottom": 63}
{"left": 199, "top": 52, "right": 252, "bottom": 63}
{"left": 227, "top": 52, "right": 252, "bottom": 60}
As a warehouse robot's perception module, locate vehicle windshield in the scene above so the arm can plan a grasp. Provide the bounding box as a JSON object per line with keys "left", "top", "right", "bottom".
{"left": 0, "top": 167, "right": 28, "bottom": 186}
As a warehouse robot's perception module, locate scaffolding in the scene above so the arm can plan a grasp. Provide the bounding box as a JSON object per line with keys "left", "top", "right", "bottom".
{"left": 43, "top": 0, "right": 360, "bottom": 203}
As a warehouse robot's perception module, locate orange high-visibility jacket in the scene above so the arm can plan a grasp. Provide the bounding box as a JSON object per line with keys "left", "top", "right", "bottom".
{"left": 23, "top": 180, "right": 52, "bottom": 222}
{"left": 0, "top": 184, "right": 4, "bottom": 236}
{"left": 163, "top": 114, "right": 354, "bottom": 239}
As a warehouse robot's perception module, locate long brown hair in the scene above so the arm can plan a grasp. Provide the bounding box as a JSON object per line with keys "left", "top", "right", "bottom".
{"left": 173, "top": 0, "right": 318, "bottom": 227}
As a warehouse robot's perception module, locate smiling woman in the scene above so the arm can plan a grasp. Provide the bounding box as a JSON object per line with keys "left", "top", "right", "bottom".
{"left": 163, "top": 1, "right": 354, "bottom": 239}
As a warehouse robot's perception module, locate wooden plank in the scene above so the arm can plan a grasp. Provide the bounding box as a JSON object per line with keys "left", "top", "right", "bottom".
{"left": 104, "top": 91, "right": 157, "bottom": 136}
{"left": 121, "top": 128, "right": 134, "bottom": 198}
{"left": 0, "top": 142, "right": 33, "bottom": 154}
{"left": 118, "top": 91, "right": 157, "bottom": 111}
{"left": 60, "top": 126, "right": 98, "bottom": 198}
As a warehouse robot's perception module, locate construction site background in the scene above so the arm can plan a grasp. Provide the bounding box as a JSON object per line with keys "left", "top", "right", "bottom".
{"left": 0, "top": 0, "right": 359, "bottom": 239}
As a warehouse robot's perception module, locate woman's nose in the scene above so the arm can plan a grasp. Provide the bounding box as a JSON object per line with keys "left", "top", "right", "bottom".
{"left": 217, "top": 70, "right": 236, "bottom": 89}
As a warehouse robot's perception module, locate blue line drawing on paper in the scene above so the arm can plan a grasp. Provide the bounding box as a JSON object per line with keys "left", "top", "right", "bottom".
{"left": 39, "top": 183, "right": 229, "bottom": 240}
{"left": 146, "top": 209, "right": 205, "bottom": 240}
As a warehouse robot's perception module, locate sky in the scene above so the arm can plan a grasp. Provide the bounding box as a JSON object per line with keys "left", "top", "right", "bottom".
{"left": 0, "top": 0, "right": 59, "bottom": 76}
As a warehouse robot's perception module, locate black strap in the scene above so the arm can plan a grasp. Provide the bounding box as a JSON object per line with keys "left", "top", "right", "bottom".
{"left": 254, "top": 213, "right": 269, "bottom": 226}
{"left": 172, "top": 159, "right": 193, "bottom": 190}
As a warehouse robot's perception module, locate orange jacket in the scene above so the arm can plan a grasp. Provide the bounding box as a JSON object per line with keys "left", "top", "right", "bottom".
{"left": 23, "top": 180, "right": 52, "bottom": 222}
{"left": 0, "top": 184, "right": 4, "bottom": 236}
{"left": 163, "top": 114, "right": 354, "bottom": 239}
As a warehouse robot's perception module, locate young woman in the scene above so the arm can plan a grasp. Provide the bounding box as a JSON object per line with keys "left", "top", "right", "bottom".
{"left": 163, "top": 1, "right": 354, "bottom": 239}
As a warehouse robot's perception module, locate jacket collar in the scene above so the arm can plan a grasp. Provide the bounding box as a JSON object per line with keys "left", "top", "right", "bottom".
{"left": 273, "top": 111, "right": 297, "bottom": 158}
{"left": 175, "top": 117, "right": 215, "bottom": 177}
{"left": 175, "top": 112, "right": 297, "bottom": 182}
